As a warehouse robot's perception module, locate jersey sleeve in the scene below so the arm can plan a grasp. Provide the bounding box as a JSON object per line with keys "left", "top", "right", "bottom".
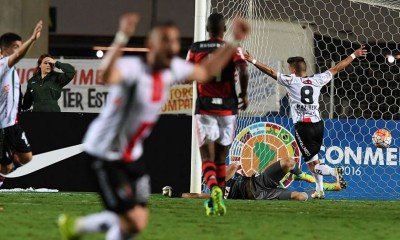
{"left": 276, "top": 72, "right": 293, "bottom": 87}
{"left": 314, "top": 70, "right": 333, "bottom": 86}
{"left": 170, "top": 57, "right": 194, "bottom": 83}
{"left": 233, "top": 47, "right": 247, "bottom": 67}
{"left": 116, "top": 57, "right": 140, "bottom": 84}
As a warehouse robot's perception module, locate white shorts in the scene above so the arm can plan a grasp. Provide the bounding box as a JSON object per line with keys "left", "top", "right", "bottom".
{"left": 195, "top": 114, "right": 236, "bottom": 146}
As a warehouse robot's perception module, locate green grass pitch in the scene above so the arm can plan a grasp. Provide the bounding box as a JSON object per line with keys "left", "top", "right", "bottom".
{"left": 0, "top": 193, "right": 399, "bottom": 240}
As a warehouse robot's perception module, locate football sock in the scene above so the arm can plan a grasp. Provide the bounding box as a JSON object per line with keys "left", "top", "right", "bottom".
{"left": 202, "top": 161, "right": 218, "bottom": 190}
{"left": 313, "top": 173, "right": 324, "bottom": 193}
{"left": 315, "top": 163, "right": 336, "bottom": 176}
{"left": 76, "top": 211, "right": 119, "bottom": 234}
{"left": 215, "top": 162, "right": 226, "bottom": 188}
{"left": 290, "top": 163, "right": 302, "bottom": 176}
{"left": 312, "top": 172, "right": 321, "bottom": 192}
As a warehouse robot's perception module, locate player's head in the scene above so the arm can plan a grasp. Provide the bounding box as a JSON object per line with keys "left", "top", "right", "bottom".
{"left": 0, "top": 32, "right": 22, "bottom": 57}
{"left": 207, "top": 13, "right": 226, "bottom": 37}
{"left": 35, "top": 54, "right": 55, "bottom": 75}
{"left": 146, "top": 22, "right": 180, "bottom": 69}
{"left": 287, "top": 56, "right": 307, "bottom": 75}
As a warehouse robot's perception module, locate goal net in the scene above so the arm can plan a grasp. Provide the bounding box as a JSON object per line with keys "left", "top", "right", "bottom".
{"left": 208, "top": 0, "right": 400, "bottom": 200}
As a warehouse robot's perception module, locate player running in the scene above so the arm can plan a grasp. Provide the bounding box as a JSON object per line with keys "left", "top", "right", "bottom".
{"left": 244, "top": 46, "right": 367, "bottom": 199}
{"left": 163, "top": 158, "right": 344, "bottom": 201}
{"left": 0, "top": 21, "right": 43, "bottom": 186}
{"left": 58, "top": 13, "right": 250, "bottom": 240}
{"left": 187, "top": 13, "right": 249, "bottom": 216}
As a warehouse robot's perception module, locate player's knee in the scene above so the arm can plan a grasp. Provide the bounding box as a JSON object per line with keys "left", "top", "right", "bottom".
{"left": 125, "top": 206, "right": 149, "bottom": 233}
{"left": 280, "top": 158, "right": 293, "bottom": 172}
{"left": 291, "top": 191, "right": 307, "bottom": 201}
{"left": 16, "top": 152, "right": 32, "bottom": 164}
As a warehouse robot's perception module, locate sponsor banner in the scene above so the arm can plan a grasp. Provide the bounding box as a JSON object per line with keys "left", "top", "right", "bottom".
{"left": 17, "top": 59, "right": 193, "bottom": 114}
{"left": 230, "top": 117, "right": 400, "bottom": 200}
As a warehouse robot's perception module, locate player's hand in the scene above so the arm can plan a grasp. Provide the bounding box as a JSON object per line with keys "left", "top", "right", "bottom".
{"left": 45, "top": 57, "right": 56, "bottom": 64}
{"left": 232, "top": 17, "right": 250, "bottom": 41}
{"left": 244, "top": 50, "right": 254, "bottom": 62}
{"left": 31, "top": 20, "right": 43, "bottom": 41}
{"left": 353, "top": 45, "right": 367, "bottom": 58}
{"left": 238, "top": 92, "right": 248, "bottom": 111}
{"left": 119, "top": 13, "right": 140, "bottom": 37}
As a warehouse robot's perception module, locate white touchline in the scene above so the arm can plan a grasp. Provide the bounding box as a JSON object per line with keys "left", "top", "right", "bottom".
{"left": 0, "top": 144, "right": 84, "bottom": 178}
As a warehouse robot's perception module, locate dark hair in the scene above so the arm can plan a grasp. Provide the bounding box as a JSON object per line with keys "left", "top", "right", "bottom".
{"left": 207, "top": 13, "right": 225, "bottom": 37}
{"left": 0, "top": 32, "right": 22, "bottom": 48}
{"left": 34, "top": 54, "right": 54, "bottom": 75}
{"left": 287, "top": 56, "right": 307, "bottom": 73}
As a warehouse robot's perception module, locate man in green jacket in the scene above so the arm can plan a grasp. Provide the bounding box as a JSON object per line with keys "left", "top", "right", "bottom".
{"left": 22, "top": 54, "right": 75, "bottom": 112}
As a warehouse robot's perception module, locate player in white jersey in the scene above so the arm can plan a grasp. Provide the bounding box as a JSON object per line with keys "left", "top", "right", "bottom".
{"left": 0, "top": 21, "right": 43, "bottom": 184}
{"left": 244, "top": 46, "right": 366, "bottom": 199}
{"left": 58, "top": 13, "right": 250, "bottom": 240}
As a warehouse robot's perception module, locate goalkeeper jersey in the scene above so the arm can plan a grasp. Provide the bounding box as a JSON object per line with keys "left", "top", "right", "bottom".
{"left": 276, "top": 71, "right": 333, "bottom": 123}
{"left": 223, "top": 172, "right": 249, "bottom": 199}
{"left": 83, "top": 56, "right": 193, "bottom": 161}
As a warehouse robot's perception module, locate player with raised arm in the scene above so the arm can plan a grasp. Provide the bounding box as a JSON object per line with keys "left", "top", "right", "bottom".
{"left": 187, "top": 13, "right": 249, "bottom": 216}
{"left": 0, "top": 21, "right": 43, "bottom": 186}
{"left": 244, "top": 46, "right": 367, "bottom": 199}
{"left": 58, "top": 13, "right": 250, "bottom": 240}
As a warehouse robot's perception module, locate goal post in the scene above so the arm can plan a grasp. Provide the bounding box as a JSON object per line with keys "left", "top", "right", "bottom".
{"left": 190, "top": 0, "right": 210, "bottom": 193}
{"left": 191, "top": 0, "right": 400, "bottom": 200}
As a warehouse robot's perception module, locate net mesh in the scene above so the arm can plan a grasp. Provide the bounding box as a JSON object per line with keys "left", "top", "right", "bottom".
{"left": 209, "top": 0, "right": 400, "bottom": 200}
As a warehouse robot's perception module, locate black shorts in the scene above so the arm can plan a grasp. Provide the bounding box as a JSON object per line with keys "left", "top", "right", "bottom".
{"left": 0, "top": 124, "right": 31, "bottom": 165}
{"left": 89, "top": 154, "right": 151, "bottom": 214}
{"left": 294, "top": 121, "right": 324, "bottom": 163}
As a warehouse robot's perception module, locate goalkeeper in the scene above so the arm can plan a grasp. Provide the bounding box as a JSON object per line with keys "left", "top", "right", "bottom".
{"left": 164, "top": 158, "right": 343, "bottom": 201}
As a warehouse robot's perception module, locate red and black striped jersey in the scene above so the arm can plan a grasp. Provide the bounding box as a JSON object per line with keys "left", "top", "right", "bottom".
{"left": 187, "top": 37, "right": 247, "bottom": 115}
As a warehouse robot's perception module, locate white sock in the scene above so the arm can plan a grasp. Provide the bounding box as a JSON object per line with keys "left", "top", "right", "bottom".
{"left": 105, "top": 224, "right": 126, "bottom": 240}
{"left": 312, "top": 172, "right": 323, "bottom": 193}
{"left": 315, "top": 163, "right": 336, "bottom": 176}
{"left": 76, "top": 211, "right": 119, "bottom": 234}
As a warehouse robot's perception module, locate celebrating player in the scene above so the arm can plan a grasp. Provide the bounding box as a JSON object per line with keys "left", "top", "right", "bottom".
{"left": 244, "top": 46, "right": 367, "bottom": 198}
{"left": 58, "top": 13, "right": 250, "bottom": 240}
{"left": 163, "top": 158, "right": 344, "bottom": 201}
{"left": 0, "top": 21, "right": 43, "bottom": 186}
{"left": 187, "top": 13, "right": 249, "bottom": 216}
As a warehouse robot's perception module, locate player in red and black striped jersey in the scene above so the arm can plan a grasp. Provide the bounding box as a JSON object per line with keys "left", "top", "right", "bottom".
{"left": 187, "top": 13, "right": 249, "bottom": 216}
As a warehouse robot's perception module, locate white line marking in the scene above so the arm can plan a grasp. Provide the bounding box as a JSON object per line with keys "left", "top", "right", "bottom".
{"left": 0, "top": 144, "right": 83, "bottom": 178}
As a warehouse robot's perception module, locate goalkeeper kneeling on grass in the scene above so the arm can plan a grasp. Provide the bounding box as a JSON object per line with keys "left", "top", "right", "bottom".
{"left": 164, "top": 158, "right": 343, "bottom": 201}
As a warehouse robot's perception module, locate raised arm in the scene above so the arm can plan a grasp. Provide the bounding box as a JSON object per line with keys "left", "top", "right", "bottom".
{"left": 328, "top": 46, "right": 367, "bottom": 76}
{"left": 186, "top": 17, "right": 251, "bottom": 83}
{"left": 8, "top": 21, "right": 43, "bottom": 68}
{"left": 48, "top": 58, "right": 76, "bottom": 87}
{"left": 237, "top": 64, "right": 249, "bottom": 110}
{"left": 244, "top": 50, "right": 278, "bottom": 80}
{"left": 99, "top": 14, "right": 139, "bottom": 85}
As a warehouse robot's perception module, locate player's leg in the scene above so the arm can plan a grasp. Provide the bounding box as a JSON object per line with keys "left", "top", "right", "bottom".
{"left": 215, "top": 115, "right": 236, "bottom": 188}
{"left": 196, "top": 114, "right": 224, "bottom": 216}
{"left": 295, "top": 121, "right": 327, "bottom": 198}
{"left": 7, "top": 124, "right": 32, "bottom": 166}
{"left": 59, "top": 155, "right": 151, "bottom": 239}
